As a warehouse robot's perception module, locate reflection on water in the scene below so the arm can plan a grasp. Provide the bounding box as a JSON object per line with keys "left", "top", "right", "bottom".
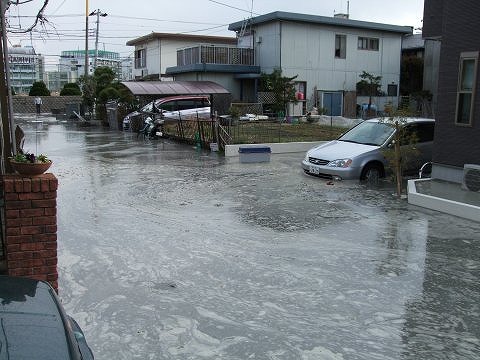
{"left": 402, "top": 221, "right": 480, "bottom": 359}
{"left": 15, "top": 120, "right": 480, "bottom": 359}
{"left": 376, "top": 219, "right": 428, "bottom": 277}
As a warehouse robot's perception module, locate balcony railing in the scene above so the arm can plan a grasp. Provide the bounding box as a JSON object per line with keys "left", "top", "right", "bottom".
{"left": 177, "top": 45, "right": 254, "bottom": 67}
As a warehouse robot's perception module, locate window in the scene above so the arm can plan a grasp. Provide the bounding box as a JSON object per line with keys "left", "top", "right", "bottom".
{"left": 177, "top": 100, "right": 195, "bottom": 110}
{"left": 159, "top": 101, "right": 176, "bottom": 112}
{"left": 135, "top": 48, "right": 146, "bottom": 69}
{"left": 456, "top": 52, "right": 478, "bottom": 126}
{"left": 335, "top": 35, "right": 346, "bottom": 59}
{"left": 358, "top": 37, "right": 379, "bottom": 51}
{"left": 387, "top": 84, "right": 398, "bottom": 97}
{"left": 416, "top": 123, "right": 435, "bottom": 143}
{"left": 402, "top": 123, "right": 435, "bottom": 145}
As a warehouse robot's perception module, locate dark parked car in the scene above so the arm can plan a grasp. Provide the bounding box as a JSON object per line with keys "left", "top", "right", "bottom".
{"left": 0, "top": 276, "right": 94, "bottom": 359}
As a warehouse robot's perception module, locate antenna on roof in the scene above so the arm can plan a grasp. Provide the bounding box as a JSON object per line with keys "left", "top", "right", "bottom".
{"left": 239, "top": 19, "right": 247, "bottom": 37}
{"left": 334, "top": 0, "right": 350, "bottom": 19}
{"left": 239, "top": 0, "right": 254, "bottom": 38}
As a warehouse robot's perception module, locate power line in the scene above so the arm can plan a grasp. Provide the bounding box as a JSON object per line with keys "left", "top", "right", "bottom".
{"left": 50, "top": 0, "right": 68, "bottom": 15}
{"left": 206, "top": 0, "right": 260, "bottom": 15}
{"left": 8, "top": 13, "right": 226, "bottom": 26}
{"left": 108, "top": 14, "right": 222, "bottom": 25}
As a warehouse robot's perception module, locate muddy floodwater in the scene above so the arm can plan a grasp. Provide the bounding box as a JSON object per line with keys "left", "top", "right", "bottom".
{"left": 20, "top": 120, "right": 480, "bottom": 359}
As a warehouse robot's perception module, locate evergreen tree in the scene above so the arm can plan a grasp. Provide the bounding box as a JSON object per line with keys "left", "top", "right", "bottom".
{"left": 260, "top": 68, "right": 298, "bottom": 116}
{"left": 60, "top": 82, "right": 82, "bottom": 96}
{"left": 29, "top": 81, "right": 50, "bottom": 96}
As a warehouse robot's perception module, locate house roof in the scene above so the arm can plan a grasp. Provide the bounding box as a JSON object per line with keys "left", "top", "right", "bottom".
{"left": 120, "top": 81, "right": 230, "bottom": 96}
{"left": 228, "top": 11, "right": 412, "bottom": 34}
{"left": 402, "top": 33, "right": 425, "bottom": 50}
{"left": 126, "top": 33, "right": 237, "bottom": 46}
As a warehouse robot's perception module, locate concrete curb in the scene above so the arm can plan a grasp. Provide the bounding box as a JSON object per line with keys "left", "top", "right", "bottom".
{"left": 408, "top": 179, "right": 480, "bottom": 222}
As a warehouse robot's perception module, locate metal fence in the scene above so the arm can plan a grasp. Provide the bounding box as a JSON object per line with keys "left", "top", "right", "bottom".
{"left": 161, "top": 117, "right": 344, "bottom": 151}
{"left": 163, "top": 118, "right": 216, "bottom": 149}
{"left": 230, "top": 103, "right": 263, "bottom": 115}
{"left": 219, "top": 119, "right": 344, "bottom": 146}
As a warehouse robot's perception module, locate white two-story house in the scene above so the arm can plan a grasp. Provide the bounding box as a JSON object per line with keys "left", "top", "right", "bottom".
{"left": 126, "top": 33, "right": 237, "bottom": 80}
{"left": 167, "top": 11, "right": 412, "bottom": 117}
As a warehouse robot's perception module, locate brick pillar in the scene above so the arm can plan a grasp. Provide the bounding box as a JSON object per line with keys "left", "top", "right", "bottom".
{"left": 2, "top": 174, "right": 58, "bottom": 291}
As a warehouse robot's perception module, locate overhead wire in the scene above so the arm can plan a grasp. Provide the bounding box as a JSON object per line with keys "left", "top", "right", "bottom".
{"left": 7, "top": 0, "right": 257, "bottom": 70}
{"left": 206, "top": 0, "right": 260, "bottom": 15}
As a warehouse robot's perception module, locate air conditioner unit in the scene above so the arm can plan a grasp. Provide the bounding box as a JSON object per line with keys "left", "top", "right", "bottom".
{"left": 462, "top": 164, "right": 480, "bottom": 192}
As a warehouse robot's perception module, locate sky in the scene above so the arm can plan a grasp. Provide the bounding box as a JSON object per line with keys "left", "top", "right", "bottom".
{"left": 5, "top": 0, "right": 425, "bottom": 71}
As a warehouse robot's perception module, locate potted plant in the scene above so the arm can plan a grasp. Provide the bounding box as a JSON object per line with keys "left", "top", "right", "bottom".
{"left": 10, "top": 152, "right": 52, "bottom": 176}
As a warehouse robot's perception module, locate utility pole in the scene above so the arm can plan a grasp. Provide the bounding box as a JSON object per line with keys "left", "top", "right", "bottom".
{"left": 90, "top": 9, "right": 107, "bottom": 70}
{"left": 0, "top": 0, "right": 14, "bottom": 173}
{"left": 84, "top": 0, "right": 89, "bottom": 78}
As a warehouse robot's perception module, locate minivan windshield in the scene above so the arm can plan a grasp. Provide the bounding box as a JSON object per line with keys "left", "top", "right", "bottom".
{"left": 338, "top": 121, "right": 395, "bottom": 146}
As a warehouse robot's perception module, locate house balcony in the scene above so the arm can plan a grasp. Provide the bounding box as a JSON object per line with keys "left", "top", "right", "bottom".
{"left": 167, "top": 45, "right": 260, "bottom": 76}
{"left": 178, "top": 45, "right": 254, "bottom": 66}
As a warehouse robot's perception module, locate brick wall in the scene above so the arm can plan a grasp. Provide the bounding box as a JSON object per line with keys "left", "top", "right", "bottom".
{"left": 2, "top": 174, "right": 58, "bottom": 291}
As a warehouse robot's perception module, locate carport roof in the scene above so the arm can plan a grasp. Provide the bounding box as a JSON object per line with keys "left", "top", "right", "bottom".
{"left": 120, "top": 81, "right": 230, "bottom": 96}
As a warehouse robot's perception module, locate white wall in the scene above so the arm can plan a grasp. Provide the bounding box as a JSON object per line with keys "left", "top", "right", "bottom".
{"left": 174, "top": 72, "right": 241, "bottom": 99}
{"left": 254, "top": 21, "right": 404, "bottom": 109}
{"left": 132, "top": 38, "right": 238, "bottom": 79}
{"left": 254, "top": 22, "right": 282, "bottom": 72}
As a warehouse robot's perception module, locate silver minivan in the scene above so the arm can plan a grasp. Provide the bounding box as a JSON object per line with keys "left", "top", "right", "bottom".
{"left": 123, "top": 95, "right": 211, "bottom": 130}
{"left": 302, "top": 117, "right": 435, "bottom": 181}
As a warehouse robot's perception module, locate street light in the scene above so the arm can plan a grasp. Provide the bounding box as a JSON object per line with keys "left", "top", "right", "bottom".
{"left": 89, "top": 9, "right": 107, "bottom": 70}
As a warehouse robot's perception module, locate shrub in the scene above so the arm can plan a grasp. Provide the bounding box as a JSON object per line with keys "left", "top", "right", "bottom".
{"left": 60, "top": 83, "right": 82, "bottom": 96}
{"left": 29, "top": 81, "right": 50, "bottom": 96}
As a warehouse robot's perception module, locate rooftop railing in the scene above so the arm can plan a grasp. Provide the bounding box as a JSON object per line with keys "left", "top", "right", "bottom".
{"left": 177, "top": 45, "right": 254, "bottom": 66}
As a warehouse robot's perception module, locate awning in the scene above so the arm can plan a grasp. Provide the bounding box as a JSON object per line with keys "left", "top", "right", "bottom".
{"left": 120, "top": 81, "right": 230, "bottom": 96}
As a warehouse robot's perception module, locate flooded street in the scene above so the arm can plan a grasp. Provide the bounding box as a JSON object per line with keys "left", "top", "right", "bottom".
{"left": 21, "top": 120, "right": 480, "bottom": 359}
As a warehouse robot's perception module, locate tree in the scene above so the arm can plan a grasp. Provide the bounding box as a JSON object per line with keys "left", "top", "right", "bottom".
{"left": 93, "top": 66, "right": 116, "bottom": 96}
{"left": 94, "top": 67, "right": 119, "bottom": 122}
{"left": 356, "top": 71, "right": 382, "bottom": 110}
{"left": 380, "top": 109, "right": 419, "bottom": 197}
{"left": 29, "top": 81, "right": 50, "bottom": 96}
{"left": 60, "top": 83, "right": 82, "bottom": 96}
{"left": 79, "top": 66, "right": 135, "bottom": 123}
{"left": 116, "top": 84, "right": 138, "bottom": 121}
{"left": 259, "top": 68, "right": 298, "bottom": 117}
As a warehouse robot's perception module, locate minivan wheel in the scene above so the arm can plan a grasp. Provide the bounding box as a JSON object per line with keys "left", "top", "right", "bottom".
{"left": 361, "top": 164, "right": 383, "bottom": 182}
